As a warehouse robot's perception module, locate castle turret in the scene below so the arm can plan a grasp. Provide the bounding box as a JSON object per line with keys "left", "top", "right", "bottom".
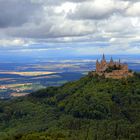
{"left": 101, "top": 54, "right": 106, "bottom": 65}
{"left": 96, "top": 59, "right": 100, "bottom": 72}
{"left": 96, "top": 59, "right": 99, "bottom": 64}
{"left": 94, "top": 54, "right": 133, "bottom": 79}
{"left": 102, "top": 54, "right": 105, "bottom": 61}
{"left": 119, "top": 59, "right": 120, "bottom": 64}
{"left": 110, "top": 57, "right": 113, "bottom": 63}
{"left": 109, "top": 56, "right": 114, "bottom": 66}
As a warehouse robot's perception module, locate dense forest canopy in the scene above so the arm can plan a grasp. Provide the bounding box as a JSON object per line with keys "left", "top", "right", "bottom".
{"left": 0, "top": 73, "right": 140, "bottom": 140}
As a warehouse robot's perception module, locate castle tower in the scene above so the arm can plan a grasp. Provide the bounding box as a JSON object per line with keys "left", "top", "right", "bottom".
{"left": 101, "top": 54, "right": 107, "bottom": 66}
{"left": 109, "top": 57, "right": 114, "bottom": 66}
{"left": 110, "top": 57, "right": 113, "bottom": 62}
{"left": 96, "top": 59, "right": 100, "bottom": 72}
{"left": 96, "top": 59, "right": 99, "bottom": 64}
{"left": 119, "top": 59, "right": 121, "bottom": 64}
{"left": 102, "top": 54, "right": 105, "bottom": 61}
{"left": 100, "top": 54, "right": 107, "bottom": 72}
{"left": 94, "top": 55, "right": 133, "bottom": 79}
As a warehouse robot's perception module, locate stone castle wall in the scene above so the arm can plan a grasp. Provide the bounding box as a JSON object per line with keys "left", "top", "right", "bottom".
{"left": 95, "top": 55, "right": 133, "bottom": 79}
{"left": 104, "top": 70, "right": 133, "bottom": 79}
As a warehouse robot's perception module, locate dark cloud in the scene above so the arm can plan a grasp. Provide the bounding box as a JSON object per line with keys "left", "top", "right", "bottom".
{"left": 6, "top": 20, "right": 95, "bottom": 39}
{"left": 0, "top": 0, "right": 139, "bottom": 54}
{"left": 0, "top": 0, "right": 42, "bottom": 28}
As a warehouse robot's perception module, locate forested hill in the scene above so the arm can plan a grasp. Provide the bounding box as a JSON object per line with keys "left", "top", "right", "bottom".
{"left": 0, "top": 73, "right": 140, "bottom": 140}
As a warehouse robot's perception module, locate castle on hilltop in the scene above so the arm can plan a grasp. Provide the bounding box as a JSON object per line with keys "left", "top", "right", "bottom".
{"left": 94, "top": 54, "right": 133, "bottom": 79}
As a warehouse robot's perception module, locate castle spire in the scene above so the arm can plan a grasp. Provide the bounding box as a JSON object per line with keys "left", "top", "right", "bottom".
{"left": 119, "top": 59, "right": 121, "bottom": 64}
{"left": 110, "top": 56, "right": 113, "bottom": 62}
{"left": 102, "top": 54, "right": 105, "bottom": 60}
{"left": 101, "top": 54, "right": 106, "bottom": 65}
{"left": 109, "top": 56, "right": 114, "bottom": 66}
{"left": 96, "top": 59, "right": 99, "bottom": 64}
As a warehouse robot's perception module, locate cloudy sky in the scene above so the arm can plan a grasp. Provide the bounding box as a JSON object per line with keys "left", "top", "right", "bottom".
{"left": 0, "top": 0, "right": 140, "bottom": 55}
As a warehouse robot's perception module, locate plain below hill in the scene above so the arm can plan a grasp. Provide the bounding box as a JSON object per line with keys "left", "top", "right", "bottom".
{"left": 0, "top": 73, "right": 140, "bottom": 140}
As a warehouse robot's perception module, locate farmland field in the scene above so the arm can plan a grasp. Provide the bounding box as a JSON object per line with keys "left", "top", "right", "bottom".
{"left": 0, "top": 55, "right": 140, "bottom": 99}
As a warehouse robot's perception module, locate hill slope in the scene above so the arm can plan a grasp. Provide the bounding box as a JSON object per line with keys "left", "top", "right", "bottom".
{"left": 0, "top": 73, "right": 140, "bottom": 140}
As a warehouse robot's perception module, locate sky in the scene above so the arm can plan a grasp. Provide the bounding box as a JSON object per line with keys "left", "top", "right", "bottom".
{"left": 0, "top": 0, "right": 140, "bottom": 56}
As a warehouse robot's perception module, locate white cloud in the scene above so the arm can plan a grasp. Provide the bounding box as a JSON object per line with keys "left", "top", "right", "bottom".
{"left": 0, "top": 0, "right": 139, "bottom": 54}
{"left": 0, "top": 38, "right": 33, "bottom": 47}
{"left": 68, "top": 0, "right": 129, "bottom": 20}
{"left": 55, "top": 2, "right": 76, "bottom": 14}
{"left": 131, "top": 17, "right": 140, "bottom": 27}
{"left": 126, "top": 2, "right": 140, "bottom": 16}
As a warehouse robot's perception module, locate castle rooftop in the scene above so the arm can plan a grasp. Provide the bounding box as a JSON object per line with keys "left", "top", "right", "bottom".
{"left": 92, "top": 54, "right": 133, "bottom": 79}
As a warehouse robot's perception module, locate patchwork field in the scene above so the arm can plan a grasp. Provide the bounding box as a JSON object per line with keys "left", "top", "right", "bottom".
{"left": 0, "top": 56, "right": 140, "bottom": 99}
{"left": 0, "top": 71, "right": 84, "bottom": 99}
{"left": 0, "top": 71, "right": 55, "bottom": 76}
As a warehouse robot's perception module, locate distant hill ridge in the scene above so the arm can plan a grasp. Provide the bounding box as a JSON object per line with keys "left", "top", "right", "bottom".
{"left": 0, "top": 73, "right": 140, "bottom": 140}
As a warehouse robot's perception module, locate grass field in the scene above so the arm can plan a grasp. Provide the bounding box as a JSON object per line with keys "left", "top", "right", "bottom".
{"left": 0, "top": 71, "right": 55, "bottom": 76}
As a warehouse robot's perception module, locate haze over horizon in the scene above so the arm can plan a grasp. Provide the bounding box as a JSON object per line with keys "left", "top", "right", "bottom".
{"left": 0, "top": 0, "right": 140, "bottom": 58}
